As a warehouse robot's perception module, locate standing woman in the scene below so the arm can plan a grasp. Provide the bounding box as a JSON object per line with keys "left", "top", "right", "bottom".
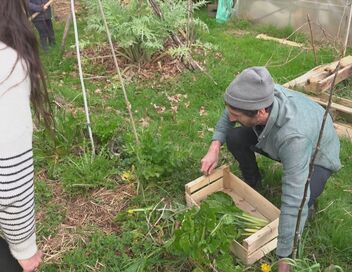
{"left": 0, "top": 0, "right": 52, "bottom": 271}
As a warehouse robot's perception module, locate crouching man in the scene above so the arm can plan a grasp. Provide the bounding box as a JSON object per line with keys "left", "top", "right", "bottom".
{"left": 201, "top": 67, "right": 340, "bottom": 271}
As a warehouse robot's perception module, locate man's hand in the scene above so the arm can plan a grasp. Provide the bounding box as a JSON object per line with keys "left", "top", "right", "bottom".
{"left": 278, "top": 258, "right": 291, "bottom": 272}
{"left": 200, "top": 140, "right": 221, "bottom": 175}
{"left": 18, "top": 250, "right": 43, "bottom": 272}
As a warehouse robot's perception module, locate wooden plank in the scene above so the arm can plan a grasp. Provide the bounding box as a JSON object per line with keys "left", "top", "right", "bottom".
{"left": 243, "top": 218, "right": 279, "bottom": 253}
{"left": 320, "top": 93, "right": 352, "bottom": 108}
{"left": 283, "top": 55, "right": 352, "bottom": 93}
{"left": 312, "top": 65, "right": 352, "bottom": 93}
{"left": 283, "top": 66, "right": 326, "bottom": 92}
{"left": 246, "top": 238, "right": 278, "bottom": 265}
{"left": 308, "top": 95, "right": 352, "bottom": 116}
{"left": 189, "top": 178, "right": 224, "bottom": 204}
{"left": 185, "top": 165, "right": 227, "bottom": 194}
{"left": 223, "top": 189, "right": 267, "bottom": 220}
{"left": 334, "top": 122, "right": 352, "bottom": 139}
{"left": 256, "top": 34, "right": 305, "bottom": 48}
{"left": 223, "top": 171, "right": 280, "bottom": 221}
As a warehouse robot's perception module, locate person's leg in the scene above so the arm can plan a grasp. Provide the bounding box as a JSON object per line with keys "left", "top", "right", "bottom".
{"left": 308, "top": 165, "right": 333, "bottom": 207}
{"left": 45, "top": 19, "right": 56, "bottom": 46}
{"left": 33, "top": 20, "right": 49, "bottom": 52}
{"left": 0, "top": 237, "right": 22, "bottom": 272}
{"left": 226, "top": 126, "right": 262, "bottom": 188}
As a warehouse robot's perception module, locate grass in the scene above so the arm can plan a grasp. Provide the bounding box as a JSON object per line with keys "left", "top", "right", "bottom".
{"left": 31, "top": 6, "right": 352, "bottom": 272}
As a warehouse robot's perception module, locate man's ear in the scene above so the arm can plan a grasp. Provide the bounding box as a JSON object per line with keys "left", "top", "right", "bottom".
{"left": 257, "top": 108, "right": 267, "bottom": 116}
{"left": 256, "top": 108, "right": 269, "bottom": 123}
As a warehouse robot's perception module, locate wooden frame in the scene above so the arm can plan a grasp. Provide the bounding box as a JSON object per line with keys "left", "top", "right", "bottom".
{"left": 185, "top": 165, "right": 280, "bottom": 265}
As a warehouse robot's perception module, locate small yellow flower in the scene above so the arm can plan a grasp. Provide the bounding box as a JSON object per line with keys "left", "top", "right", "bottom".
{"left": 121, "top": 171, "right": 134, "bottom": 182}
{"left": 127, "top": 209, "right": 134, "bottom": 214}
{"left": 261, "top": 263, "right": 271, "bottom": 272}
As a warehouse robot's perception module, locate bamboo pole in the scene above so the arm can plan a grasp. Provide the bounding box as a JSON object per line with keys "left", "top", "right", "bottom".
{"left": 60, "top": 12, "right": 72, "bottom": 56}
{"left": 29, "top": 0, "right": 55, "bottom": 21}
{"left": 343, "top": 1, "right": 352, "bottom": 56}
{"left": 96, "top": 0, "right": 140, "bottom": 148}
{"left": 70, "top": 0, "right": 96, "bottom": 155}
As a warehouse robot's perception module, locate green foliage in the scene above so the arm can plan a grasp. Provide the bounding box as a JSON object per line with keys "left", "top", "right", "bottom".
{"left": 37, "top": 204, "right": 66, "bottom": 238}
{"left": 57, "top": 150, "right": 120, "bottom": 195}
{"left": 170, "top": 192, "right": 247, "bottom": 271}
{"left": 283, "top": 258, "right": 344, "bottom": 272}
{"left": 127, "top": 132, "right": 186, "bottom": 181}
{"left": 82, "top": 0, "right": 208, "bottom": 63}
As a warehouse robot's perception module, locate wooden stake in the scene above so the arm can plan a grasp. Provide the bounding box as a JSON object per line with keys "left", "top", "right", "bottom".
{"left": 343, "top": 1, "right": 352, "bottom": 56}
{"left": 60, "top": 12, "right": 72, "bottom": 56}
{"left": 291, "top": 61, "right": 341, "bottom": 259}
{"left": 96, "top": 0, "right": 140, "bottom": 147}
{"left": 307, "top": 14, "right": 317, "bottom": 66}
{"left": 70, "top": 0, "right": 96, "bottom": 155}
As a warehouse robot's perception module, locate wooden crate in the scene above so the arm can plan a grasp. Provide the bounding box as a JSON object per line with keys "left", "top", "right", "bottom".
{"left": 185, "top": 165, "right": 280, "bottom": 265}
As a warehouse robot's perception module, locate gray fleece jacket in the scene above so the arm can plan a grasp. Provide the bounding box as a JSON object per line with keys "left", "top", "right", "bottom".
{"left": 212, "top": 84, "right": 341, "bottom": 257}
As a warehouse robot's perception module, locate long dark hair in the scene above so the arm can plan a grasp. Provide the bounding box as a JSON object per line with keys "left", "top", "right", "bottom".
{"left": 0, "top": 0, "right": 52, "bottom": 129}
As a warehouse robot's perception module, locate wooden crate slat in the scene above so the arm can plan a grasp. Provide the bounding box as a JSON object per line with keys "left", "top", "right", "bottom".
{"left": 222, "top": 188, "right": 267, "bottom": 220}
{"left": 230, "top": 241, "right": 249, "bottom": 264}
{"left": 185, "top": 192, "right": 200, "bottom": 207}
{"left": 189, "top": 178, "right": 224, "bottom": 204}
{"left": 243, "top": 218, "right": 279, "bottom": 253}
{"left": 246, "top": 238, "right": 278, "bottom": 265}
{"left": 185, "top": 166, "right": 280, "bottom": 264}
{"left": 185, "top": 165, "right": 227, "bottom": 194}
{"left": 223, "top": 170, "right": 280, "bottom": 221}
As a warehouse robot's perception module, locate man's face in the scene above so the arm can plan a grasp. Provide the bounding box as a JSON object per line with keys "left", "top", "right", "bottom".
{"left": 227, "top": 106, "right": 259, "bottom": 127}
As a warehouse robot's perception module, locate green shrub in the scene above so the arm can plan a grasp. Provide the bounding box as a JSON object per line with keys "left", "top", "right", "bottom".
{"left": 82, "top": 0, "right": 208, "bottom": 63}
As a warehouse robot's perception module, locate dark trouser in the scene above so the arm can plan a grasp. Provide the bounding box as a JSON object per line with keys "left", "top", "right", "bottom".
{"left": 0, "top": 237, "right": 22, "bottom": 272}
{"left": 225, "top": 126, "right": 332, "bottom": 207}
{"left": 33, "top": 19, "right": 55, "bottom": 52}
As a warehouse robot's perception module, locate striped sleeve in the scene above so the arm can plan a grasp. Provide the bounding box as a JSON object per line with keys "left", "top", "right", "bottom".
{"left": 0, "top": 148, "right": 37, "bottom": 260}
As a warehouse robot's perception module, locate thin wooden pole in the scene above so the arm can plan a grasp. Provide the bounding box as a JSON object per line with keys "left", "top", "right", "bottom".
{"left": 96, "top": 0, "right": 140, "bottom": 147}
{"left": 70, "top": 0, "right": 96, "bottom": 155}
{"left": 29, "top": 0, "right": 55, "bottom": 21}
{"left": 60, "top": 12, "right": 72, "bottom": 56}
{"left": 291, "top": 61, "right": 341, "bottom": 259}
{"left": 343, "top": 1, "right": 352, "bottom": 56}
{"left": 186, "top": 0, "right": 194, "bottom": 47}
{"left": 307, "top": 14, "right": 317, "bottom": 66}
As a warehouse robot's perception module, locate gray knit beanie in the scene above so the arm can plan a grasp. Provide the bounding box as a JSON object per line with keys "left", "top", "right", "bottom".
{"left": 224, "top": 67, "right": 274, "bottom": 110}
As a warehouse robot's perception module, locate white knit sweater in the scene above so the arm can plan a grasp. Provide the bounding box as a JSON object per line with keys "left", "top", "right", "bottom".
{"left": 0, "top": 41, "right": 37, "bottom": 260}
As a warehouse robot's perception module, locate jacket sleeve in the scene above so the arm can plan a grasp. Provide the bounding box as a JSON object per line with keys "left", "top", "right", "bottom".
{"left": 27, "top": 1, "right": 43, "bottom": 12}
{"left": 0, "top": 47, "right": 38, "bottom": 260}
{"left": 276, "top": 135, "right": 311, "bottom": 257}
{"left": 212, "top": 108, "right": 233, "bottom": 144}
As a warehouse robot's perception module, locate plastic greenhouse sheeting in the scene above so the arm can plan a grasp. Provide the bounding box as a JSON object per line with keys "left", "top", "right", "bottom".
{"left": 216, "top": 0, "right": 234, "bottom": 23}
{"left": 235, "top": 0, "right": 352, "bottom": 45}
